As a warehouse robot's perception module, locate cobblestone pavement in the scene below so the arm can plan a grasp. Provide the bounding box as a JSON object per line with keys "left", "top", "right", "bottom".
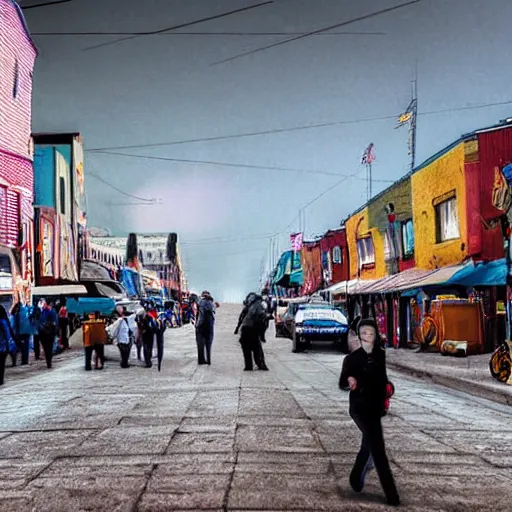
{"left": 0, "top": 305, "right": 511, "bottom": 511}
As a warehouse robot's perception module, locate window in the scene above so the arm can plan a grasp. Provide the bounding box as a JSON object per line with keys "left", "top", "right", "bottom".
{"left": 13, "top": 59, "right": 19, "bottom": 99}
{"left": 332, "top": 246, "right": 342, "bottom": 264}
{"left": 356, "top": 236, "right": 375, "bottom": 268}
{"left": 435, "top": 196, "right": 460, "bottom": 242}
{"left": 401, "top": 219, "right": 415, "bottom": 258}
{"left": 59, "top": 177, "right": 66, "bottom": 215}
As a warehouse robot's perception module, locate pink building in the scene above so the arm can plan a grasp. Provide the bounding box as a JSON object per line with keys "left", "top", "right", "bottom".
{"left": 0, "top": 0, "right": 37, "bottom": 307}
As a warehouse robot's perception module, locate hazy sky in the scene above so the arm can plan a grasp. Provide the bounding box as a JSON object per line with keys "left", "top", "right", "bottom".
{"left": 22, "top": 0, "right": 512, "bottom": 301}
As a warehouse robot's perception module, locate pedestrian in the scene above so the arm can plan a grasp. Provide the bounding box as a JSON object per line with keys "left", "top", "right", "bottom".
{"left": 108, "top": 307, "right": 138, "bottom": 368}
{"left": 11, "top": 301, "right": 33, "bottom": 366}
{"left": 339, "top": 318, "right": 400, "bottom": 507}
{"left": 58, "top": 299, "right": 70, "bottom": 349}
{"left": 30, "top": 303, "right": 42, "bottom": 360}
{"left": 238, "top": 293, "right": 269, "bottom": 371}
{"left": 141, "top": 304, "right": 157, "bottom": 368}
{"left": 195, "top": 291, "right": 215, "bottom": 365}
{"left": 83, "top": 312, "right": 106, "bottom": 371}
{"left": 0, "top": 305, "right": 16, "bottom": 386}
{"left": 155, "top": 316, "right": 166, "bottom": 372}
{"left": 39, "top": 299, "right": 58, "bottom": 369}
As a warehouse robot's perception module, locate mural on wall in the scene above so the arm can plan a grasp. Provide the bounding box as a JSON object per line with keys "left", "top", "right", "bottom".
{"left": 59, "top": 217, "right": 78, "bottom": 282}
{"left": 40, "top": 214, "right": 55, "bottom": 278}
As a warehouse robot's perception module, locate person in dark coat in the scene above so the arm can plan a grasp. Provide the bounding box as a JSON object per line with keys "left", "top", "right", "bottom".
{"left": 141, "top": 306, "right": 157, "bottom": 368}
{"left": 39, "top": 299, "right": 58, "bottom": 369}
{"left": 195, "top": 291, "right": 215, "bottom": 365}
{"left": 339, "top": 318, "right": 400, "bottom": 507}
{"left": 239, "top": 293, "right": 269, "bottom": 371}
{"left": 0, "top": 305, "right": 16, "bottom": 386}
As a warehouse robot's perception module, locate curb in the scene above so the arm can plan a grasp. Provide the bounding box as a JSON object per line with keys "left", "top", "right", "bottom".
{"left": 387, "top": 361, "right": 512, "bottom": 407}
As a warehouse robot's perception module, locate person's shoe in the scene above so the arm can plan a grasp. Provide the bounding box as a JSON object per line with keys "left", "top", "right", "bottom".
{"left": 258, "top": 366, "right": 269, "bottom": 371}
{"left": 386, "top": 494, "right": 400, "bottom": 507}
{"left": 244, "top": 367, "right": 253, "bottom": 371}
{"left": 85, "top": 367, "right": 92, "bottom": 371}
{"left": 349, "top": 471, "right": 363, "bottom": 493}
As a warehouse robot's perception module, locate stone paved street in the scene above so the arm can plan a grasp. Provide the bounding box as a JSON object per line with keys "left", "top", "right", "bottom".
{"left": 0, "top": 305, "right": 511, "bottom": 511}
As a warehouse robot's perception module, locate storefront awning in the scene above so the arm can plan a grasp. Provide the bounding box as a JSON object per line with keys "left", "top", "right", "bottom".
{"left": 324, "top": 279, "right": 378, "bottom": 295}
{"left": 357, "top": 268, "right": 432, "bottom": 294}
{"left": 32, "top": 285, "right": 88, "bottom": 297}
{"left": 449, "top": 258, "right": 507, "bottom": 287}
{"left": 394, "top": 264, "right": 466, "bottom": 292}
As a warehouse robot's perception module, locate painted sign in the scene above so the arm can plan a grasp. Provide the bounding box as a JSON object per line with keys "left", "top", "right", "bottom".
{"left": 42, "top": 218, "right": 54, "bottom": 277}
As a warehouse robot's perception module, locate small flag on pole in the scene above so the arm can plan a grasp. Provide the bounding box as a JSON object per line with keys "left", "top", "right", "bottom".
{"left": 396, "top": 99, "right": 416, "bottom": 128}
{"left": 361, "top": 143, "right": 375, "bottom": 165}
{"left": 290, "top": 232, "right": 303, "bottom": 252}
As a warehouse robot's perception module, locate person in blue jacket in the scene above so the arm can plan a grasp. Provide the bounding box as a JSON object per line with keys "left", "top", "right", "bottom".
{"left": 10, "top": 302, "right": 34, "bottom": 366}
{"left": 0, "top": 305, "right": 16, "bottom": 386}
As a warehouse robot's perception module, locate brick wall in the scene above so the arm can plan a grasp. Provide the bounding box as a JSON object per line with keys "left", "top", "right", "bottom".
{"left": 0, "top": 0, "right": 37, "bottom": 159}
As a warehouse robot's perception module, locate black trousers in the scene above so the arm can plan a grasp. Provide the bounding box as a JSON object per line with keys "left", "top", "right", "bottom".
{"left": 85, "top": 344, "right": 105, "bottom": 370}
{"left": 156, "top": 333, "right": 164, "bottom": 371}
{"left": 40, "top": 334, "right": 54, "bottom": 369}
{"left": 17, "top": 335, "right": 30, "bottom": 365}
{"left": 0, "top": 352, "right": 6, "bottom": 386}
{"left": 143, "top": 335, "right": 154, "bottom": 367}
{"left": 118, "top": 342, "right": 132, "bottom": 368}
{"left": 196, "top": 329, "right": 213, "bottom": 364}
{"left": 34, "top": 334, "right": 41, "bottom": 360}
{"left": 350, "top": 411, "right": 399, "bottom": 503}
{"left": 59, "top": 318, "right": 69, "bottom": 349}
{"left": 240, "top": 327, "right": 267, "bottom": 370}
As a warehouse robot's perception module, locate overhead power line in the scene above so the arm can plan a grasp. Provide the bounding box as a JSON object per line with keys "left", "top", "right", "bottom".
{"left": 88, "top": 173, "right": 158, "bottom": 202}
{"left": 211, "top": 0, "right": 422, "bottom": 66}
{"left": 32, "top": 30, "right": 386, "bottom": 37}
{"left": 90, "top": 150, "right": 396, "bottom": 182}
{"left": 91, "top": 151, "right": 347, "bottom": 177}
{"left": 83, "top": 1, "right": 274, "bottom": 51}
{"left": 86, "top": 99, "right": 512, "bottom": 152}
{"left": 22, "top": 0, "right": 72, "bottom": 9}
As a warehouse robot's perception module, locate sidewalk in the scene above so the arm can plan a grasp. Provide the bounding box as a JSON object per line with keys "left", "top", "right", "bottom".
{"left": 386, "top": 347, "right": 512, "bottom": 406}
{"left": 3, "top": 329, "right": 84, "bottom": 384}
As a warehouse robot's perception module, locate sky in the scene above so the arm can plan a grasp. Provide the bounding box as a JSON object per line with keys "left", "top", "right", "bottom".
{"left": 20, "top": 0, "right": 512, "bottom": 302}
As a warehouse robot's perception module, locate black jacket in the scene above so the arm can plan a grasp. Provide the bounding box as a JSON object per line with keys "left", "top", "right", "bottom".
{"left": 339, "top": 346, "right": 389, "bottom": 416}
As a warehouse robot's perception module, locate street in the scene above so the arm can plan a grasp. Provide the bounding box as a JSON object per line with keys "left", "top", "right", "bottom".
{"left": 0, "top": 304, "right": 511, "bottom": 512}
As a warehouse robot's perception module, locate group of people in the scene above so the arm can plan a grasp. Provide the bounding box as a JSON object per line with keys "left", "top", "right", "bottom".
{"left": 0, "top": 298, "right": 70, "bottom": 387}
{"left": 107, "top": 302, "right": 166, "bottom": 370}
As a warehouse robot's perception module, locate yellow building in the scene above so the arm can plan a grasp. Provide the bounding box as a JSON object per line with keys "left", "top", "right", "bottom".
{"left": 411, "top": 141, "right": 468, "bottom": 270}
{"left": 345, "top": 206, "right": 386, "bottom": 280}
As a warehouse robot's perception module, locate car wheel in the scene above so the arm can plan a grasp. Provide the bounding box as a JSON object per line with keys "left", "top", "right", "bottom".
{"left": 335, "top": 333, "right": 349, "bottom": 353}
{"left": 292, "top": 331, "right": 305, "bottom": 353}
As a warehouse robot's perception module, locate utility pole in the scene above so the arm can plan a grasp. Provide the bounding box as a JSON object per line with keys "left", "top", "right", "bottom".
{"left": 361, "top": 143, "right": 376, "bottom": 201}
{"left": 410, "top": 67, "right": 418, "bottom": 172}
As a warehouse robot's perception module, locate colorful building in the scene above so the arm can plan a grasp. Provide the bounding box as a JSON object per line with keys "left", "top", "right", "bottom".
{"left": 32, "top": 133, "right": 86, "bottom": 286}
{"left": 0, "top": 0, "right": 37, "bottom": 308}
{"left": 318, "top": 228, "right": 349, "bottom": 287}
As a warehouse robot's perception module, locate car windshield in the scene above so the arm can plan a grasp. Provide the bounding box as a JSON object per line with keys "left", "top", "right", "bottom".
{"left": 299, "top": 304, "right": 332, "bottom": 310}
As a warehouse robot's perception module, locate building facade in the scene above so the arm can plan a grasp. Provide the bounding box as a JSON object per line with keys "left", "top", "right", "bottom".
{"left": 0, "top": 0, "right": 37, "bottom": 308}
{"left": 32, "top": 133, "right": 86, "bottom": 286}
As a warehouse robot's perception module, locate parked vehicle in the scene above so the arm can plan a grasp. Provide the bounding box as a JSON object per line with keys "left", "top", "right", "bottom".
{"left": 274, "top": 299, "right": 290, "bottom": 337}
{"left": 291, "top": 302, "right": 348, "bottom": 353}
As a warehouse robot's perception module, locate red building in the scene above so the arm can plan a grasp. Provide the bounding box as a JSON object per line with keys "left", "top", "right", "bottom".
{"left": 319, "top": 228, "right": 350, "bottom": 287}
{"left": 0, "top": 0, "right": 37, "bottom": 308}
{"left": 465, "top": 123, "right": 512, "bottom": 262}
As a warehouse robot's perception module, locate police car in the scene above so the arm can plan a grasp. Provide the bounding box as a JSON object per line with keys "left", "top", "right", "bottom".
{"left": 291, "top": 302, "right": 348, "bottom": 353}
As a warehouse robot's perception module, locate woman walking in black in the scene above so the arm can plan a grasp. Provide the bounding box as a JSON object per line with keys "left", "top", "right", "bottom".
{"left": 339, "top": 318, "right": 400, "bottom": 507}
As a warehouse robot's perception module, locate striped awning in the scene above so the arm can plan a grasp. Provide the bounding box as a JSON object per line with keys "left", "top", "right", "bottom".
{"left": 357, "top": 268, "right": 433, "bottom": 294}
